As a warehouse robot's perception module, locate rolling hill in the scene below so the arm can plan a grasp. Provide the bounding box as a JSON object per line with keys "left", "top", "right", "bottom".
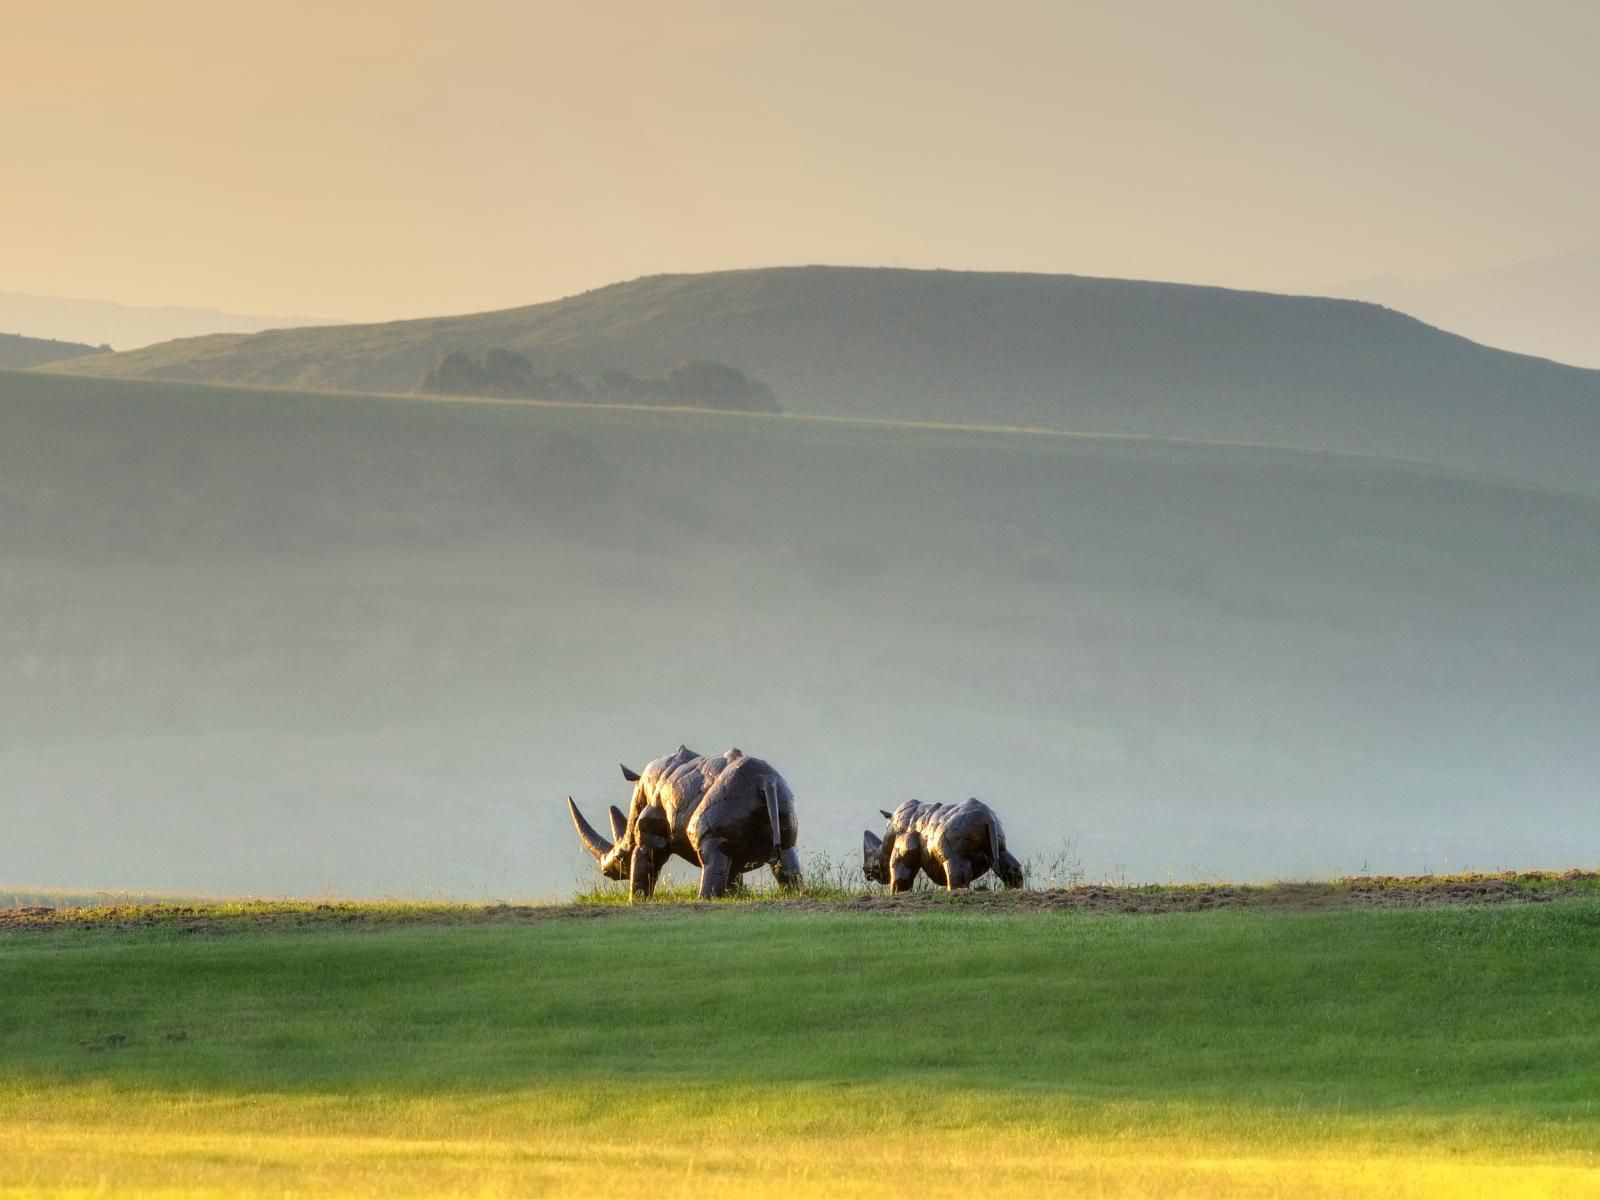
{"left": 0, "top": 331, "right": 102, "bottom": 369}
{"left": 3, "top": 368, "right": 1597, "bottom": 897}
{"left": 49, "top": 266, "right": 1600, "bottom": 494}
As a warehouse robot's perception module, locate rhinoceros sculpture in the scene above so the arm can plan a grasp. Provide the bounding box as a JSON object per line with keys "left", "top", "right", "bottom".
{"left": 863, "top": 798, "right": 1025, "bottom": 892}
{"left": 566, "top": 745, "right": 803, "bottom": 899}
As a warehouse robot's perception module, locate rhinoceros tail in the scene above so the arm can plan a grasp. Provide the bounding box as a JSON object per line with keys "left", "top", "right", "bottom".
{"left": 761, "top": 778, "right": 783, "bottom": 858}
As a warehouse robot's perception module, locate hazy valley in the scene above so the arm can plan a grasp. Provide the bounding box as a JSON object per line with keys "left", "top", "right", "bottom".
{"left": 3, "top": 367, "right": 1596, "bottom": 897}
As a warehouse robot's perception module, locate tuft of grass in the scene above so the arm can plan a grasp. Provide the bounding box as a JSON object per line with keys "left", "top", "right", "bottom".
{"left": 1335, "top": 869, "right": 1600, "bottom": 893}
{"left": 2, "top": 888, "right": 207, "bottom": 909}
{"left": 571, "top": 848, "right": 870, "bottom": 904}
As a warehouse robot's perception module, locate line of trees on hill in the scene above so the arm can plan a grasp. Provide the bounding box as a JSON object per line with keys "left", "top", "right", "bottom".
{"left": 419, "top": 348, "right": 779, "bottom": 413}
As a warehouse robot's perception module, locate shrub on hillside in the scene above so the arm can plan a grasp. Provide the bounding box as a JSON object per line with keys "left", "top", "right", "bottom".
{"left": 594, "top": 359, "right": 780, "bottom": 413}
{"left": 421, "top": 350, "right": 778, "bottom": 413}
{"left": 419, "top": 348, "right": 587, "bottom": 401}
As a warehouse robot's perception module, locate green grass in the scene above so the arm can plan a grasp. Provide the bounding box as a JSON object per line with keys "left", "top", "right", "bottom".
{"left": 4, "top": 903, "right": 1600, "bottom": 1196}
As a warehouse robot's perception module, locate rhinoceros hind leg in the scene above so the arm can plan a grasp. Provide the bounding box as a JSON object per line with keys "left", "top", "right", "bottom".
{"left": 771, "top": 847, "right": 803, "bottom": 891}
{"left": 697, "top": 838, "right": 732, "bottom": 899}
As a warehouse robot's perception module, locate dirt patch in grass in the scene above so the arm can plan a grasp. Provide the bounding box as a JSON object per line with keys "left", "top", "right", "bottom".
{"left": 835, "top": 872, "right": 1600, "bottom": 916}
{"left": 3, "top": 871, "right": 1596, "bottom": 934}
{"left": 0, "top": 901, "right": 616, "bottom": 936}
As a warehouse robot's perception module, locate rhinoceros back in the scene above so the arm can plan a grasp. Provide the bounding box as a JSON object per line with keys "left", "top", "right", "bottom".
{"left": 891, "top": 798, "right": 1002, "bottom": 865}
{"left": 703, "top": 753, "right": 795, "bottom": 839}
{"left": 634, "top": 746, "right": 754, "bottom": 842}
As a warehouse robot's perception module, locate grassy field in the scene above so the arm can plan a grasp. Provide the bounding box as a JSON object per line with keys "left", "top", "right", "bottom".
{"left": 4, "top": 899, "right": 1600, "bottom": 1197}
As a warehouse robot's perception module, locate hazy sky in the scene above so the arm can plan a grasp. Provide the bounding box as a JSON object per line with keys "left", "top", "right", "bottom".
{"left": 6, "top": 0, "right": 1597, "bottom": 321}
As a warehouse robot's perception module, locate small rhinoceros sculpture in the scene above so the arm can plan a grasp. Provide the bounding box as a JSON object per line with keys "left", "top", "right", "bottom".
{"left": 863, "top": 798, "right": 1025, "bottom": 892}
{"left": 567, "top": 745, "right": 802, "bottom": 900}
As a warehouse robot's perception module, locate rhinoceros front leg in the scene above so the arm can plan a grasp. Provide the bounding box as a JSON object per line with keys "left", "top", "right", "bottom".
{"left": 628, "top": 847, "right": 658, "bottom": 900}
{"left": 697, "top": 837, "right": 733, "bottom": 899}
{"left": 995, "top": 849, "right": 1025, "bottom": 889}
{"left": 888, "top": 835, "right": 922, "bottom": 894}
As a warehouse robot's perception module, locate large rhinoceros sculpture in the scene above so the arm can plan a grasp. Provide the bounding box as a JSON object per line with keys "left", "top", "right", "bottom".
{"left": 566, "top": 745, "right": 803, "bottom": 899}
{"left": 863, "top": 798, "right": 1025, "bottom": 892}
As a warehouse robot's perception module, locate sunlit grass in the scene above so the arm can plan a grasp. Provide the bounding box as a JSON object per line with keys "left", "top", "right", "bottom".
{"left": 6, "top": 1089, "right": 1600, "bottom": 1199}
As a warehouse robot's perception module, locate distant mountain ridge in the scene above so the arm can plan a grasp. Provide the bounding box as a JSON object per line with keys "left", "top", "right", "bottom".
{"left": 0, "top": 289, "right": 342, "bottom": 352}
{"left": 0, "top": 331, "right": 102, "bottom": 369}
{"left": 48, "top": 265, "right": 1600, "bottom": 494}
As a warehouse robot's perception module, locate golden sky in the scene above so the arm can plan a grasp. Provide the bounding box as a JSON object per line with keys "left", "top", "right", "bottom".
{"left": 5, "top": 0, "right": 1597, "bottom": 321}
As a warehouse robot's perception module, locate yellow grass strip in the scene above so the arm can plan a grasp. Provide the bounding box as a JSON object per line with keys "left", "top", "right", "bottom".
{"left": 7, "top": 1117, "right": 1600, "bottom": 1200}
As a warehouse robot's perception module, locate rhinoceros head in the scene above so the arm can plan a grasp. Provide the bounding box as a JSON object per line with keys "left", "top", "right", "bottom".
{"left": 862, "top": 828, "right": 889, "bottom": 884}
{"left": 567, "top": 796, "right": 631, "bottom": 880}
{"left": 568, "top": 762, "right": 672, "bottom": 893}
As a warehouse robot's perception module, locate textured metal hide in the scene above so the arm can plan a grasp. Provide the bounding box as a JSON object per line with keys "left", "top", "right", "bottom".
{"left": 567, "top": 745, "right": 803, "bottom": 900}
{"left": 863, "top": 798, "right": 1025, "bottom": 892}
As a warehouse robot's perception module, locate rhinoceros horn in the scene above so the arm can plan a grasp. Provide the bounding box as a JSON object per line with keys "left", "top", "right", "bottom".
{"left": 567, "top": 796, "right": 614, "bottom": 861}
{"left": 608, "top": 805, "right": 628, "bottom": 843}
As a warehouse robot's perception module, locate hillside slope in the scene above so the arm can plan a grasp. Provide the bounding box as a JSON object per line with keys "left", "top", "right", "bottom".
{"left": 3, "top": 370, "right": 1597, "bottom": 897}
{"left": 51, "top": 266, "right": 1600, "bottom": 493}
{"left": 0, "top": 331, "right": 101, "bottom": 369}
{"left": 1321, "top": 248, "right": 1600, "bottom": 370}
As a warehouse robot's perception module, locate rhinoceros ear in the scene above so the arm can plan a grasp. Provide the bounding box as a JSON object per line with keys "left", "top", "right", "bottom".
{"left": 608, "top": 805, "right": 628, "bottom": 842}
{"left": 879, "top": 809, "right": 893, "bottom": 820}
{"left": 620, "top": 764, "right": 642, "bottom": 783}
{"left": 863, "top": 830, "right": 883, "bottom": 853}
